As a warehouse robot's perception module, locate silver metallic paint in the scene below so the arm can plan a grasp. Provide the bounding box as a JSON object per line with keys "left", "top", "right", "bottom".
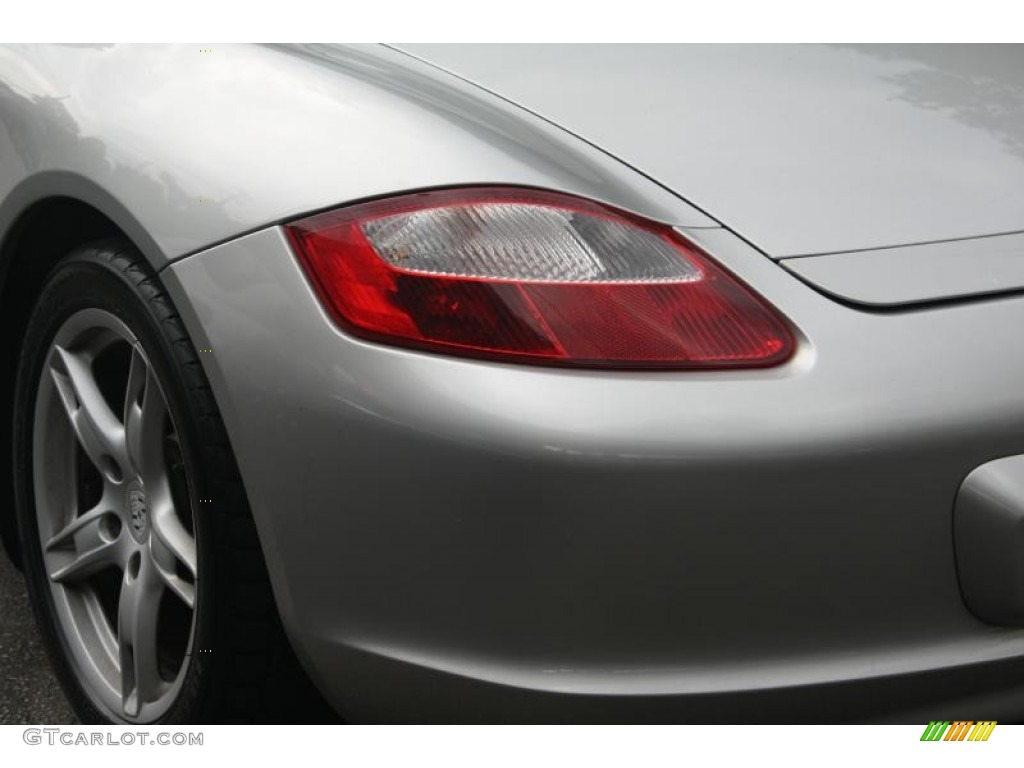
{"left": 5, "top": 42, "right": 1024, "bottom": 721}
{"left": 0, "top": 43, "right": 714, "bottom": 270}
{"left": 400, "top": 44, "right": 1024, "bottom": 257}
{"left": 164, "top": 225, "right": 1024, "bottom": 720}
{"left": 955, "top": 456, "right": 1024, "bottom": 626}
{"left": 782, "top": 230, "right": 1024, "bottom": 306}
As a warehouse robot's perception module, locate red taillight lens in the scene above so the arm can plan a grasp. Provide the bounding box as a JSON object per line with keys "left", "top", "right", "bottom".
{"left": 286, "top": 188, "right": 794, "bottom": 368}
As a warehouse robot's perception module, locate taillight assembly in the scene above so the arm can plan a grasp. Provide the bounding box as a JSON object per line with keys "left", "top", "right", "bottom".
{"left": 286, "top": 188, "right": 794, "bottom": 369}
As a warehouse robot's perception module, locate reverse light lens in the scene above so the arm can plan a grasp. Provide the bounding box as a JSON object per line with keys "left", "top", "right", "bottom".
{"left": 286, "top": 188, "right": 795, "bottom": 368}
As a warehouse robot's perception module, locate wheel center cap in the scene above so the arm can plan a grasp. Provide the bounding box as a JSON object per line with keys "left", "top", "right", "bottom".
{"left": 126, "top": 482, "right": 149, "bottom": 543}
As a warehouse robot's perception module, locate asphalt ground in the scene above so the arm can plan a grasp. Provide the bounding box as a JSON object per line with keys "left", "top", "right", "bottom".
{"left": 0, "top": 551, "right": 76, "bottom": 724}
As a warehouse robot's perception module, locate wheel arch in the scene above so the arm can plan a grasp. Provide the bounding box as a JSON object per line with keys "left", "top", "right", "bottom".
{"left": 0, "top": 180, "right": 167, "bottom": 567}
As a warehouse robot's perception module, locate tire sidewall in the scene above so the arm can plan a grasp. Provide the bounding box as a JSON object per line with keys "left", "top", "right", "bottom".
{"left": 13, "top": 246, "right": 216, "bottom": 724}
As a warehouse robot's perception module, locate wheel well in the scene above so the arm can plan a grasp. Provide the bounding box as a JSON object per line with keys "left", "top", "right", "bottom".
{"left": 0, "top": 197, "right": 125, "bottom": 567}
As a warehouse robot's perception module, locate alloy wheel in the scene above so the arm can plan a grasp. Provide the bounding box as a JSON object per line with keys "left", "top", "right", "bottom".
{"left": 31, "top": 308, "right": 198, "bottom": 722}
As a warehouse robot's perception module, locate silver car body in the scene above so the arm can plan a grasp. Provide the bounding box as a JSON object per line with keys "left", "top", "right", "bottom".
{"left": 2, "top": 43, "right": 1024, "bottom": 722}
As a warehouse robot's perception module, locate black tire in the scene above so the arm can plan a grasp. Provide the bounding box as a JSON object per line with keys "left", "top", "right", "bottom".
{"left": 13, "top": 238, "right": 337, "bottom": 724}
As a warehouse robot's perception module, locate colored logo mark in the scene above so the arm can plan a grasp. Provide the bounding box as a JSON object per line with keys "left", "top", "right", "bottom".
{"left": 920, "top": 721, "right": 996, "bottom": 741}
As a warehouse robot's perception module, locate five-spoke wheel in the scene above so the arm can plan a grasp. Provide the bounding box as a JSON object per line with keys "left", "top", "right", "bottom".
{"left": 33, "top": 309, "right": 197, "bottom": 721}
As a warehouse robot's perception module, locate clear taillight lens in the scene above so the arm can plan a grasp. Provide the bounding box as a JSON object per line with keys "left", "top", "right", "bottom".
{"left": 286, "top": 188, "right": 795, "bottom": 368}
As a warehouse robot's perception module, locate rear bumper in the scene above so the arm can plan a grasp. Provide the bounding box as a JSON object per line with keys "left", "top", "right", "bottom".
{"left": 288, "top": 641, "right": 1024, "bottom": 723}
{"left": 163, "top": 224, "right": 1024, "bottom": 722}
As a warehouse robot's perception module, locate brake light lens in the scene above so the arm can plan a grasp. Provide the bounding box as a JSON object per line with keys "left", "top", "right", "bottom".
{"left": 286, "top": 188, "right": 794, "bottom": 369}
